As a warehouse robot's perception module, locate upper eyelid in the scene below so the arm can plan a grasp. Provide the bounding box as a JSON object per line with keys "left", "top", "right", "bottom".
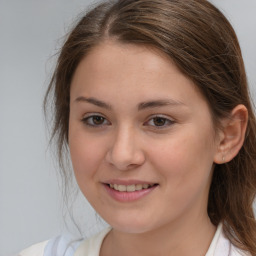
{"left": 81, "top": 112, "right": 108, "bottom": 121}
{"left": 81, "top": 113, "right": 174, "bottom": 120}
{"left": 80, "top": 113, "right": 175, "bottom": 125}
{"left": 146, "top": 114, "right": 175, "bottom": 121}
{"left": 82, "top": 112, "right": 105, "bottom": 117}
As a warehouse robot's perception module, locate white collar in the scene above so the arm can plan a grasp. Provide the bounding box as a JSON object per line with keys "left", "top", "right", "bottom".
{"left": 75, "top": 223, "right": 248, "bottom": 256}
{"left": 205, "top": 223, "right": 230, "bottom": 256}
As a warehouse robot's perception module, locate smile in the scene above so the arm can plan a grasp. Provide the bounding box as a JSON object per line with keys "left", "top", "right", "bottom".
{"left": 104, "top": 182, "right": 158, "bottom": 202}
{"left": 108, "top": 183, "right": 155, "bottom": 192}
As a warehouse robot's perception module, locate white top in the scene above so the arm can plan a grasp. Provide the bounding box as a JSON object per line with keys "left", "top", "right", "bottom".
{"left": 18, "top": 224, "right": 249, "bottom": 256}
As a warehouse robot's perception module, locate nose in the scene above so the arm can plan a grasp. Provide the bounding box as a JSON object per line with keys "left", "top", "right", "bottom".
{"left": 105, "top": 126, "right": 146, "bottom": 171}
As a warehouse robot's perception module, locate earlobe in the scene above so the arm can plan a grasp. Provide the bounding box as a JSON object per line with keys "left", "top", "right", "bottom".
{"left": 214, "top": 104, "right": 248, "bottom": 164}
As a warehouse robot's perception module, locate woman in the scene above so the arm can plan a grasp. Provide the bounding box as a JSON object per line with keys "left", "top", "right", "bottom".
{"left": 19, "top": 0, "right": 256, "bottom": 255}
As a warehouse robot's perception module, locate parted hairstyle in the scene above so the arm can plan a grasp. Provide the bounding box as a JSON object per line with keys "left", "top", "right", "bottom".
{"left": 45, "top": 0, "right": 256, "bottom": 254}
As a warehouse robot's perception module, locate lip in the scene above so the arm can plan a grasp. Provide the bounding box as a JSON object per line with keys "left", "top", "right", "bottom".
{"left": 103, "top": 179, "right": 156, "bottom": 186}
{"left": 102, "top": 179, "right": 158, "bottom": 202}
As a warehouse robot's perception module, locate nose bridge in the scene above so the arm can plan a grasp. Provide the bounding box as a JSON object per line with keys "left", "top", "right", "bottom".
{"left": 106, "top": 123, "right": 145, "bottom": 170}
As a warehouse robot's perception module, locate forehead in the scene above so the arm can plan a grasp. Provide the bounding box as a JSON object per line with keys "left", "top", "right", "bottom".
{"left": 70, "top": 41, "right": 207, "bottom": 110}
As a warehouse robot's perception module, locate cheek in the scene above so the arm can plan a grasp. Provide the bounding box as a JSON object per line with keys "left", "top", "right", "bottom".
{"left": 69, "top": 127, "right": 106, "bottom": 185}
{"left": 148, "top": 135, "right": 214, "bottom": 218}
{"left": 149, "top": 129, "right": 215, "bottom": 192}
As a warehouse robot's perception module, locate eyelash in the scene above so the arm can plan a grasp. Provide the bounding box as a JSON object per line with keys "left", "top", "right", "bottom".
{"left": 81, "top": 114, "right": 175, "bottom": 129}
{"left": 144, "top": 115, "right": 175, "bottom": 129}
{"left": 81, "top": 114, "right": 110, "bottom": 127}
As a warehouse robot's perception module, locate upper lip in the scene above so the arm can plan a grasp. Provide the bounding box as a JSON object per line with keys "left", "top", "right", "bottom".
{"left": 103, "top": 179, "right": 157, "bottom": 186}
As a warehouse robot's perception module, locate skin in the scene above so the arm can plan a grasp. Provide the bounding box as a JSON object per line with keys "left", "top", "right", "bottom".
{"left": 68, "top": 41, "right": 227, "bottom": 256}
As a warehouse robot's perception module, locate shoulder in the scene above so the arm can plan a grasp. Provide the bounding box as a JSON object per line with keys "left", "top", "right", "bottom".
{"left": 18, "top": 234, "right": 82, "bottom": 256}
{"left": 18, "top": 240, "right": 48, "bottom": 256}
{"left": 230, "top": 244, "right": 251, "bottom": 256}
{"left": 206, "top": 223, "right": 250, "bottom": 256}
{"left": 18, "top": 228, "right": 112, "bottom": 256}
{"left": 214, "top": 224, "right": 250, "bottom": 256}
{"left": 74, "top": 227, "right": 111, "bottom": 256}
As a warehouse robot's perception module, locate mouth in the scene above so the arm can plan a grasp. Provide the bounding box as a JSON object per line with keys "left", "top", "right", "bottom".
{"left": 103, "top": 180, "right": 159, "bottom": 202}
{"left": 107, "top": 183, "right": 157, "bottom": 192}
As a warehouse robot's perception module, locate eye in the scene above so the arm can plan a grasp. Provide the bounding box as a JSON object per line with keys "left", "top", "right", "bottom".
{"left": 81, "top": 114, "right": 110, "bottom": 127}
{"left": 145, "top": 115, "right": 175, "bottom": 128}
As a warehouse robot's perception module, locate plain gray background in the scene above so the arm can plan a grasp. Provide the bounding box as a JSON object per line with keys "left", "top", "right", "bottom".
{"left": 1, "top": 1, "right": 255, "bottom": 255}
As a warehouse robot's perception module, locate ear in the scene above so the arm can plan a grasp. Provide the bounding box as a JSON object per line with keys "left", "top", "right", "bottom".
{"left": 214, "top": 104, "right": 248, "bottom": 164}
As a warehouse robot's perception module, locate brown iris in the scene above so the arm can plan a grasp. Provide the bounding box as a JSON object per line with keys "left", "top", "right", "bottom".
{"left": 153, "top": 117, "right": 166, "bottom": 126}
{"left": 92, "top": 116, "right": 105, "bottom": 125}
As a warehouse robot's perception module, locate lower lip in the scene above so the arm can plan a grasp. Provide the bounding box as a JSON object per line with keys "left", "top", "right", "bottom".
{"left": 103, "top": 184, "right": 157, "bottom": 202}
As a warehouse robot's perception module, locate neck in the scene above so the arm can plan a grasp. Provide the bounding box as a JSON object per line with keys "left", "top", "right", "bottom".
{"left": 100, "top": 215, "right": 216, "bottom": 256}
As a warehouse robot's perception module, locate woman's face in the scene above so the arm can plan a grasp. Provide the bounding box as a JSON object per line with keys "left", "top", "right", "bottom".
{"left": 69, "top": 41, "right": 220, "bottom": 234}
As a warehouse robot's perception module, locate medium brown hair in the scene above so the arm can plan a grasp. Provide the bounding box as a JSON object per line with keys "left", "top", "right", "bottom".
{"left": 45, "top": 0, "right": 256, "bottom": 254}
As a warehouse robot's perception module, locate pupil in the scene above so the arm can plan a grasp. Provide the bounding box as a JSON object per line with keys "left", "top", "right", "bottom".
{"left": 154, "top": 117, "right": 165, "bottom": 126}
{"left": 93, "top": 116, "right": 104, "bottom": 124}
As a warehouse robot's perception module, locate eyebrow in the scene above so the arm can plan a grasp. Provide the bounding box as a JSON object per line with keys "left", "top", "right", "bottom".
{"left": 138, "top": 99, "right": 185, "bottom": 110}
{"left": 74, "top": 96, "right": 185, "bottom": 111}
{"left": 75, "top": 96, "right": 112, "bottom": 110}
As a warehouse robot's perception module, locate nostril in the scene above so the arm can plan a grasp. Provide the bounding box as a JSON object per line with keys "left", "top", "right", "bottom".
{"left": 104, "top": 130, "right": 146, "bottom": 170}
{"left": 105, "top": 147, "right": 145, "bottom": 171}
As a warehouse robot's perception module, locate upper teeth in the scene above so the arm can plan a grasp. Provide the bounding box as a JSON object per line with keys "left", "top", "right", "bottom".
{"left": 109, "top": 184, "right": 154, "bottom": 192}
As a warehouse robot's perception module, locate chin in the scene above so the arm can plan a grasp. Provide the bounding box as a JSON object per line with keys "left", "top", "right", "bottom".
{"left": 111, "top": 223, "right": 152, "bottom": 234}
{"left": 102, "top": 213, "right": 157, "bottom": 234}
